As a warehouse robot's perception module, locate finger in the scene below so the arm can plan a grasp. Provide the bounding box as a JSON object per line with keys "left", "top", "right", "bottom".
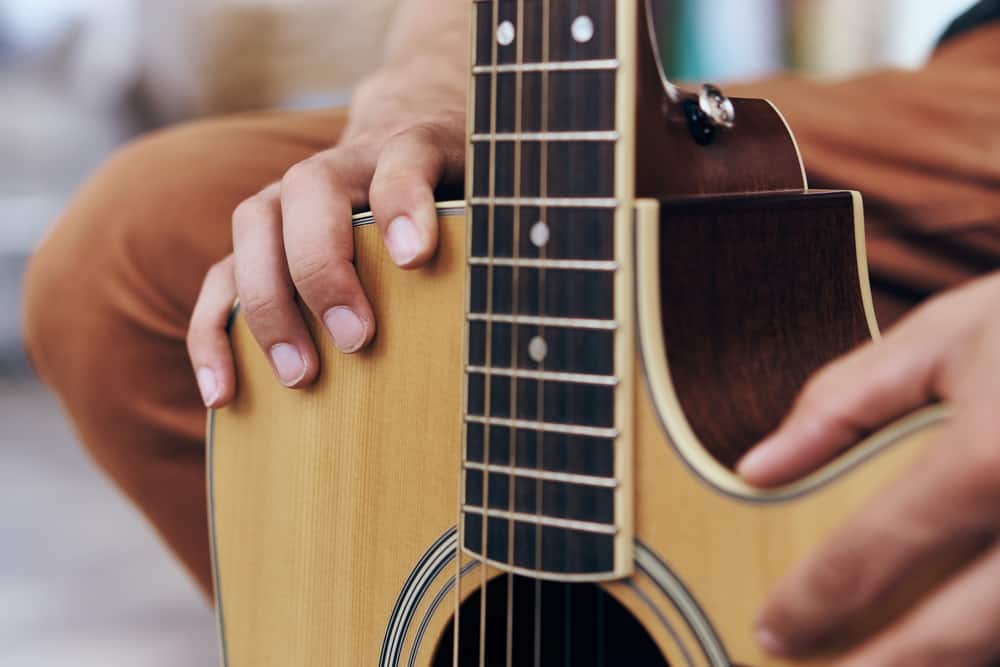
{"left": 186, "top": 256, "right": 238, "bottom": 408}
{"left": 737, "top": 316, "right": 941, "bottom": 487}
{"left": 738, "top": 277, "right": 1000, "bottom": 487}
{"left": 280, "top": 148, "right": 376, "bottom": 354}
{"left": 836, "top": 542, "right": 1000, "bottom": 667}
{"left": 755, "top": 429, "right": 997, "bottom": 658}
{"left": 232, "top": 183, "right": 319, "bottom": 387}
{"left": 369, "top": 123, "right": 461, "bottom": 268}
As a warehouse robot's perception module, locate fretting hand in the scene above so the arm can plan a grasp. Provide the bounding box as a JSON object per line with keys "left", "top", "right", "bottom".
{"left": 186, "top": 1, "right": 468, "bottom": 407}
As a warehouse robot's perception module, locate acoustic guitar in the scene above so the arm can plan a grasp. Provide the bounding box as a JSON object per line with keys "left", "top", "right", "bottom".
{"left": 208, "top": 1, "right": 948, "bottom": 665}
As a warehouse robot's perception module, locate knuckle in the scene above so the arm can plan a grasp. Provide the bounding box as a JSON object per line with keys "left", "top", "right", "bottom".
{"left": 370, "top": 171, "right": 431, "bottom": 208}
{"left": 290, "top": 253, "right": 357, "bottom": 297}
{"left": 281, "top": 158, "right": 333, "bottom": 193}
{"left": 804, "top": 547, "right": 866, "bottom": 608}
{"left": 232, "top": 192, "right": 275, "bottom": 236}
{"left": 240, "top": 290, "right": 284, "bottom": 324}
{"left": 204, "top": 257, "right": 233, "bottom": 284}
{"left": 288, "top": 252, "right": 334, "bottom": 291}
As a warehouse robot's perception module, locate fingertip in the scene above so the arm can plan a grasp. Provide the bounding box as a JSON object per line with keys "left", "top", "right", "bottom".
{"left": 322, "top": 306, "right": 374, "bottom": 353}
{"left": 196, "top": 366, "right": 222, "bottom": 408}
{"left": 736, "top": 436, "right": 785, "bottom": 487}
{"left": 385, "top": 215, "right": 425, "bottom": 267}
{"left": 268, "top": 342, "right": 318, "bottom": 387}
{"left": 755, "top": 625, "right": 790, "bottom": 658}
{"left": 383, "top": 200, "right": 440, "bottom": 269}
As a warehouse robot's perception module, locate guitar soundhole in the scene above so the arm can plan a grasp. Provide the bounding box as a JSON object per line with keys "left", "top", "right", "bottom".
{"left": 430, "top": 574, "right": 670, "bottom": 666}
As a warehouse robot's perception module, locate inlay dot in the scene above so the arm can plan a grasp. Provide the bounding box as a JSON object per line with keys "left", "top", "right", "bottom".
{"left": 571, "top": 15, "right": 594, "bottom": 43}
{"left": 528, "top": 336, "right": 548, "bottom": 363}
{"left": 529, "top": 221, "right": 550, "bottom": 248}
{"left": 497, "top": 20, "right": 515, "bottom": 46}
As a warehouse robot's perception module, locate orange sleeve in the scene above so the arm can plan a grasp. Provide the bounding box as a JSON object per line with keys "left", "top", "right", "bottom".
{"left": 725, "top": 24, "right": 1000, "bottom": 324}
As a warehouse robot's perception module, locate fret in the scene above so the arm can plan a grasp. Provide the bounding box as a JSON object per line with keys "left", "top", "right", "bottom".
{"left": 462, "top": 505, "right": 617, "bottom": 536}
{"left": 465, "top": 416, "right": 618, "bottom": 440}
{"left": 471, "top": 131, "right": 619, "bottom": 142}
{"left": 467, "top": 257, "right": 618, "bottom": 271}
{"left": 470, "top": 206, "right": 615, "bottom": 261}
{"left": 472, "top": 141, "right": 615, "bottom": 198}
{"left": 467, "top": 374, "right": 615, "bottom": 426}
{"left": 467, "top": 321, "right": 614, "bottom": 375}
{"left": 466, "top": 424, "right": 615, "bottom": 477}
{"left": 466, "top": 366, "right": 619, "bottom": 387}
{"left": 464, "top": 462, "right": 618, "bottom": 489}
{"left": 468, "top": 197, "right": 618, "bottom": 208}
{"left": 466, "top": 313, "right": 618, "bottom": 331}
{"left": 469, "top": 265, "right": 615, "bottom": 319}
{"left": 472, "top": 58, "right": 619, "bottom": 74}
{"left": 465, "top": 470, "right": 615, "bottom": 522}
{"left": 463, "top": 512, "right": 615, "bottom": 573}
{"left": 474, "top": 71, "right": 617, "bottom": 134}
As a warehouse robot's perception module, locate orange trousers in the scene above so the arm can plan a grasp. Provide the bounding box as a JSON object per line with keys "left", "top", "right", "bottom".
{"left": 22, "top": 26, "right": 1000, "bottom": 597}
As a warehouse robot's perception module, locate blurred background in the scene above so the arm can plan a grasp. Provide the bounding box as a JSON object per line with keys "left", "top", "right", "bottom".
{"left": 0, "top": 0, "right": 978, "bottom": 664}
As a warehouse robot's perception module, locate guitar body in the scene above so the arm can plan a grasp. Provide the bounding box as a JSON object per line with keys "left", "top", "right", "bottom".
{"left": 210, "top": 204, "right": 944, "bottom": 666}
{"left": 210, "top": 2, "right": 948, "bottom": 665}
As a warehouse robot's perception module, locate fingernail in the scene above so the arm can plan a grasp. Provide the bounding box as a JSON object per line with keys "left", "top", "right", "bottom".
{"left": 196, "top": 367, "right": 220, "bottom": 407}
{"left": 756, "top": 626, "right": 788, "bottom": 656}
{"left": 269, "top": 343, "right": 307, "bottom": 386}
{"left": 324, "top": 307, "right": 367, "bottom": 353}
{"left": 385, "top": 215, "right": 422, "bottom": 266}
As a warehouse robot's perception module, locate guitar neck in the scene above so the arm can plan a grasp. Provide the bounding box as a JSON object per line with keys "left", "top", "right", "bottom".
{"left": 461, "top": 0, "right": 639, "bottom": 580}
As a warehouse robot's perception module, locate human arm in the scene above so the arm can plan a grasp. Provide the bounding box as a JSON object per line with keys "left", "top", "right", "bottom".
{"left": 738, "top": 271, "right": 1000, "bottom": 665}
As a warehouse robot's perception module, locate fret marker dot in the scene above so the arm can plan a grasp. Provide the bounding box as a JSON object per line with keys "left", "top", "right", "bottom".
{"left": 530, "top": 221, "right": 550, "bottom": 248}
{"left": 528, "top": 336, "right": 548, "bottom": 363}
{"left": 571, "top": 15, "right": 594, "bottom": 43}
{"left": 497, "top": 20, "right": 515, "bottom": 46}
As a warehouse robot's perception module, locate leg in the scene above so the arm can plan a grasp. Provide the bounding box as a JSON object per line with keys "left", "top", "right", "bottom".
{"left": 22, "top": 109, "right": 348, "bottom": 595}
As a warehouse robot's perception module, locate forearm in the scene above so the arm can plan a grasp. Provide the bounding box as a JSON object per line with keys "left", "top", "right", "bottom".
{"left": 383, "top": 0, "right": 469, "bottom": 76}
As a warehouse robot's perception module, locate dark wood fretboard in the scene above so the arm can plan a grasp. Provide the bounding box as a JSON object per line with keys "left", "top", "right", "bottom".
{"left": 462, "top": 0, "right": 635, "bottom": 579}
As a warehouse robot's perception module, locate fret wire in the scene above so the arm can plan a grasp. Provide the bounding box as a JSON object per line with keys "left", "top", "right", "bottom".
{"left": 506, "top": 2, "right": 526, "bottom": 654}
{"left": 464, "top": 461, "right": 619, "bottom": 489}
{"left": 465, "top": 415, "right": 619, "bottom": 440}
{"left": 470, "top": 197, "right": 619, "bottom": 208}
{"left": 471, "top": 131, "right": 620, "bottom": 142}
{"left": 462, "top": 505, "right": 618, "bottom": 536}
{"left": 468, "top": 257, "right": 618, "bottom": 271}
{"left": 466, "top": 313, "right": 619, "bottom": 331}
{"left": 466, "top": 366, "right": 619, "bottom": 387}
{"left": 472, "top": 58, "right": 619, "bottom": 73}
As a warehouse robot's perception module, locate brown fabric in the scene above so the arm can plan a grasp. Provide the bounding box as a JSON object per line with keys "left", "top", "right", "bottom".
{"left": 728, "top": 23, "right": 1000, "bottom": 324}
{"left": 20, "top": 25, "right": 1000, "bottom": 596}
{"left": 22, "top": 109, "right": 348, "bottom": 595}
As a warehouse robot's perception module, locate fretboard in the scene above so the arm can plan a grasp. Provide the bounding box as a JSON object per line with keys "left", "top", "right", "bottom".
{"left": 461, "top": 0, "right": 636, "bottom": 579}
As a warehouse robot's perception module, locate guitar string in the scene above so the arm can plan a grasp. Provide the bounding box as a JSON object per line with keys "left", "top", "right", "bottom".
{"left": 478, "top": 0, "right": 502, "bottom": 665}
{"left": 505, "top": 0, "right": 526, "bottom": 665}
{"left": 534, "top": 0, "right": 551, "bottom": 664}
{"left": 456, "top": 2, "right": 491, "bottom": 663}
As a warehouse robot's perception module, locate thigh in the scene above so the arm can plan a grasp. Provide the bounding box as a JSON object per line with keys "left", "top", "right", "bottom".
{"left": 22, "top": 107, "right": 349, "bottom": 594}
